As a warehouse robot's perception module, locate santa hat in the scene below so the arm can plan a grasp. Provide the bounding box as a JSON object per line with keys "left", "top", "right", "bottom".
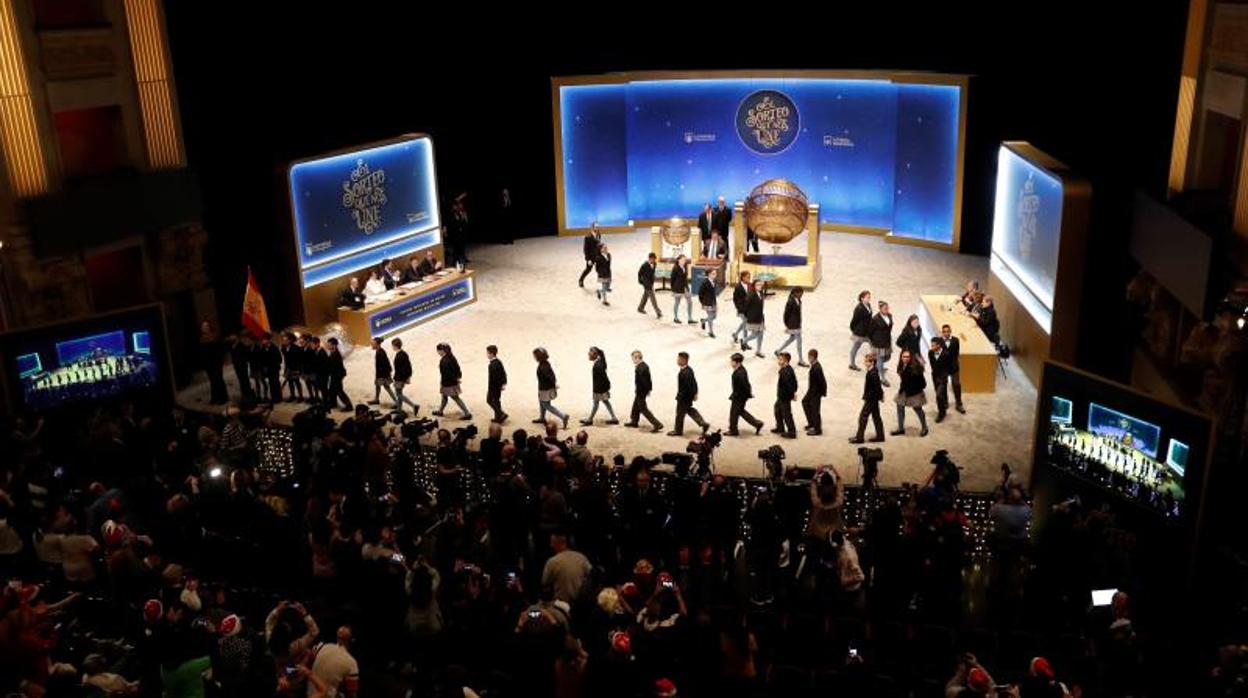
{"left": 102, "top": 520, "right": 127, "bottom": 547}
{"left": 142, "top": 599, "right": 163, "bottom": 623}
{"left": 1030, "top": 656, "right": 1055, "bottom": 679}
{"left": 967, "top": 666, "right": 992, "bottom": 693}
{"left": 610, "top": 630, "right": 632, "bottom": 655}
{"left": 620, "top": 582, "right": 641, "bottom": 600}
{"left": 654, "top": 678, "right": 678, "bottom": 697}
{"left": 219, "top": 614, "right": 242, "bottom": 637}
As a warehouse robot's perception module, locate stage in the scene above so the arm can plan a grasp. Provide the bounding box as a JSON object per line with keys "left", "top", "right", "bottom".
{"left": 178, "top": 231, "right": 1037, "bottom": 491}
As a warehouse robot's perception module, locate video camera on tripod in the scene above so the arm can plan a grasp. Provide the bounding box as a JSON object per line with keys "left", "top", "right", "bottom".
{"left": 682, "top": 429, "right": 722, "bottom": 478}
{"left": 857, "top": 446, "right": 883, "bottom": 489}
{"left": 758, "top": 444, "right": 786, "bottom": 480}
{"left": 930, "top": 449, "right": 961, "bottom": 488}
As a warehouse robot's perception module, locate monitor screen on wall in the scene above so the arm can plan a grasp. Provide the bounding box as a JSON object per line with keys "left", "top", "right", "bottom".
{"left": 289, "top": 135, "right": 442, "bottom": 288}
{"left": 990, "top": 145, "right": 1065, "bottom": 331}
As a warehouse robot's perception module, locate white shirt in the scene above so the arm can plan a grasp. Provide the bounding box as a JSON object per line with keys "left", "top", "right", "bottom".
{"left": 309, "top": 642, "right": 358, "bottom": 697}
{"left": 363, "top": 277, "right": 387, "bottom": 297}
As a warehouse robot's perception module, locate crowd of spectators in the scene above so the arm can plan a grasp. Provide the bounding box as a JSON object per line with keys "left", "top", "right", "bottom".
{"left": 0, "top": 397, "right": 1219, "bottom": 697}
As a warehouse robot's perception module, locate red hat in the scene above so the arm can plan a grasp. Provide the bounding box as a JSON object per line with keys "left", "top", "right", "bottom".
{"left": 657, "top": 571, "right": 675, "bottom": 588}
{"left": 967, "top": 666, "right": 992, "bottom": 693}
{"left": 142, "top": 599, "right": 163, "bottom": 623}
{"left": 610, "top": 630, "right": 631, "bottom": 655}
{"left": 102, "top": 520, "right": 127, "bottom": 548}
{"left": 219, "top": 614, "right": 242, "bottom": 637}
{"left": 654, "top": 678, "right": 677, "bottom": 697}
{"left": 1030, "top": 656, "right": 1054, "bottom": 679}
{"left": 620, "top": 582, "right": 640, "bottom": 599}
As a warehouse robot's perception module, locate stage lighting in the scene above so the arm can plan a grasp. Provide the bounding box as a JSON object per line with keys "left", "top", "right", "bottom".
{"left": 208, "top": 467, "right": 223, "bottom": 479}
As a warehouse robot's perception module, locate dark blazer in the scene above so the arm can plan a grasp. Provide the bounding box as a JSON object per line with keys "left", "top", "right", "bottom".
{"left": 383, "top": 268, "right": 403, "bottom": 289}
{"left": 328, "top": 350, "right": 347, "bottom": 379}
{"left": 339, "top": 287, "right": 365, "bottom": 309}
{"left": 862, "top": 367, "right": 884, "bottom": 402}
{"left": 697, "top": 211, "right": 712, "bottom": 238}
{"left": 592, "top": 356, "right": 610, "bottom": 393}
{"left": 416, "top": 257, "right": 439, "bottom": 278}
{"left": 745, "top": 291, "right": 765, "bottom": 324}
{"left": 712, "top": 206, "right": 732, "bottom": 239}
{"left": 670, "top": 264, "right": 689, "bottom": 294}
{"left": 733, "top": 282, "right": 750, "bottom": 314}
{"left": 374, "top": 348, "right": 392, "bottom": 379}
{"left": 229, "top": 341, "right": 251, "bottom": 378}
{"left": 730, "top": 365, "right": 752, "bottom": 401}
{"left": 783, "top": 297, "right": 802, "bottom": 330}
{"left": 676, "top": 365, "right": 698, "bottom": 403}
{"left": 582, "top": 232, "right": 602, "bottom": 260}
{"left": 393, "top": 350, "right": 412, "bottom": 382}
{"left": 868, "top": 313, "right": 893, "bottom": 349}
{"left": 634, "top": 361, "right": 652, "bottom": 397}
{"left": 638, "top": 261, "right": 656, "bottom": 288}
{"left": 806, "top": 362, "right": 827, "bottom": 398}
{"left": 895, "top": 325, "right": 923, "bottom": 356}
{"left": 260, "top": 344, "right": 282, "bottom": 376}
{"left": 281, "top": 344, "right": 301, "bottom": 373}
{"left": 488, "top": 357, "right": 507, "bottom": 392}
{"left": 402, "top": 264, "right": 424, "bottom": 284}
{"left": 698, "top": 278, "right": 717, "bottom": 307}
{"left": 777, "top": 365, "right": 798, "bottom": 401}
{"left": 312, "top": 348, "right": 329, "bottom": 377}
{"left": 928, "top": 347, "right": 954, "bottom": 380}
{"left": 898, "top": 361, "right": 927, "bottom": 396}
{"left": 942, "top": 335, "right": 962, "bottom": 372}
{"left": 439, "top": 354, "right": 462, "bottom": 387}
{"left": 702, "top": 236, "right": 727, "bottom": 260}
{"left": 537, "top": 361, "right": 557, "bottom": 391}
{"left": 977, "top": 307, "right": 1000, "bottom": 343}
{"left": 595, "top": 253, "right": 612, "bottom": 279}
{"left": 850, "top": 302, "right": 873, "bottom": 337}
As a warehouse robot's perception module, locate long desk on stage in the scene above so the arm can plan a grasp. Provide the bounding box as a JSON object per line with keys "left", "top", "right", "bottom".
{"left": 918, "top": 294, "right": 997, "bottom": 393}
{"left": 338, "top": 270, "right": 476, "bottom": 344}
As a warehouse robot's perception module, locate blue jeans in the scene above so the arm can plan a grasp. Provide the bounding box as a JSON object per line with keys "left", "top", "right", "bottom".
{"left": 849, "top": 335, "right": 870, "bottom": 367}
{"left": 587, "top": 396, "right": 617, "bottom": 421}
{"left": 703, "top": 307, "right": 717, "bottom": 334}
{"left": 775, "top": 331, "right": 803, "bottom": 358}
{"left": 393, "top": 381, "right": 418, "bottom": 412}
{"left": 733, "top": 313, "right": 748, "bottom": 339}
{"left": 439, "top": 393, "right": 471, "bottom": 416}
{"left": 744, "top": 328, "right": 764, "bottom": 353}
{"left": 874, "top": 347, "right": 892, "bottom": 383}
{"left": 540, "top": 399, "right": 568, "bottom": 422}
{"left": 673, "top": 292, "right": 692, "bottom": 320}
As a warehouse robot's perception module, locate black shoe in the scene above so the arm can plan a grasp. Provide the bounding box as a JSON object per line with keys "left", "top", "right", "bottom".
{"left": 709, "top": 333, "right": 716, "bottom": 338}
{"left": 798, "top": 362, "right": 810, "bottom": 368}
{"left": 807, "top": 429, "right": 822, "bottom": 436}
{"left": 881, "top": 380, "right": 891, "bottom": 388}
{"left": 603, "top": 300, "right": 610, "bottom": 306}
{"left": 578, "top": 281, "right": 584, "bottom": 288}
{"left": 935, "top": 412, "right": 946, "bottom": 423}
{"left": 725, "top": 429, "right": 740, "bottom": 436}
{"left": 562, "top": 415, "right": 570, "bottom": 430}
{"left": 919, "top": 426, "right": 929, "bottom": 437}
{"left": 500, "top": 413, "right": 508, "bottom": 422}
{"left": 651, "top": 424, "right": 664, "bottom": 433}
{"left": 431, "top": 410, "right": 445, "bottom": 417}
{"left": 531, "top": 418, "right": 546, "bottom": 424}
{"left": 623, "top": 422, "right": 639, "bottom": 428}
{"left": 848, "top": 436, "right": 865, "bottom": 444}
{"left": 890, "top": 428, "right": 905, "bottom": 436}
{"left": 367, "top": 400, "right": 380, "bottom": 405}
{"left": 605, "top": 419, "right": 620, "bottom": 425}
{"left": 869, "top": 435, "right": 886, "bottom": 443}
{"left": 755, "top": 353, "right": 765, "bottom": 359}
{"left": 956, "top": 404, "right": 966, "bottom": 414}
{"left": 656, "top": 313, "right": 663, "bottom": 319}
{"left": 770, "top": 428, "right": 783, "bottom": 434}
{"left": 700, "top": 320, "right": 705, "bottom": 330}
{"left": 596, "top": 290, "right": 601, "bottom": 300}
{"left": 687, "top": 319, "right": 696, "bottom": 325}
{"left": 579, "top": 419, "right": 593, "bottom": 426}
{"left": 701, "top": 423, "right": 710, "bottom": 435}
{"left": 741, "top": 342, "right": 750, "bottom": 351}
{"left": 461, "top": 415, "right": 473, "bottom": 421}
{"left": 781, "top": 432, "right": 797, "bottom": 439}
{"left": 666, "top": 430, "right": 683, "bottom": 436}
{"left": 674, "top": 318, "right": 682, "bottom": 325}
{"left": 755, "top": 422, "right": 764, "bottom": 435}
{"left": 848, "top": 364, "right": 862, "bottom": 371}
{"left": 774, "top": 350, "right": 780, "bottom": 357}
{"left": 638, "top": 309, "right": 646, "bottom": 315}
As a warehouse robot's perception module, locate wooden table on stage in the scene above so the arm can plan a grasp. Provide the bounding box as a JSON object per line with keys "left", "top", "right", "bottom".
{"left": 337, "top": 270, "right": 477, "bottom": 345}
{"left": 919, "top": 294, "right": 998, "bottom": 393}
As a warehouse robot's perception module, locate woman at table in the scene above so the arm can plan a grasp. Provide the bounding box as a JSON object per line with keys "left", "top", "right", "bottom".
{"left": 890, "top": 349, "right": 929, "bottom": 437}
{"left": 533, "top": 347, "right": 570, "bottom": 430}
{"left": 959, "top": 280, "right": 981, "bottom": 311}
{"left": 895, "top": 313, "right": 925, "bottom": 366}
{"left": 670, "top": 255, "right": 694, "bottom": 325}
{"left": 363, "top": 270, "right": 388, "bottom": 298}
{"left": 432, "top": 343, "right": 472, "bottom": 420}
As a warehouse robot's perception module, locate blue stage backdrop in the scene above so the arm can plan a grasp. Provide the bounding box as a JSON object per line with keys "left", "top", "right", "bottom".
{"left": 556, "top": 76, "right": 964, "bottom": 246}
{"left": 290, "top": 136, "right": 441, "bottom": 288}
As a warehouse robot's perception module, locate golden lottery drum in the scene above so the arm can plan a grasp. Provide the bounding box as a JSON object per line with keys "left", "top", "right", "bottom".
{"left": 660, "top": 217, "right": 691, "bottom": 247}
{"left": 744, "top": 179, "right": 809, "bottom": 245}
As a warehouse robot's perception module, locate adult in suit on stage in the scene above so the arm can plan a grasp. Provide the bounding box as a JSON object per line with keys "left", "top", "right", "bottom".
{"left": 669, "top": 352, "right": 709, "bottom": 436}
{"left": 802, "top": 349, "right": 827, "bottom": 435}
{"left": 713, "top": 196, "right": 733, "bottom": 247}
{"left": 637, "top": 252, "right": 661, "bottom": 318}
{"left": 772, "top": 352, "right": 798, "bottom": 439}
{"left": 702, "top": 231, "right": 728, "bottom": 261}
{"left": 848, "top": 353, "right": 885, "bottom": 443}
{"left": 726, "top": 352, "right": 764, "bottom": 436}
{"left": 697, "top": 203, "right": 713, "bottom": 240}
{"left": 339, "top": 278, "right": 366, "bottom": 310}
{"left": 578, "top": 222, "right": 603, "bottom": 287}
{"left": 939, "top": 324, "right": 966, "bottom": 414}
{"left": 625, "top": 350, "right": 663, "bottom": 432}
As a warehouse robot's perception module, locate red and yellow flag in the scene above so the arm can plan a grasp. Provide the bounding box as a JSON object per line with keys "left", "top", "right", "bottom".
{"left": 241, "top": 266, "right": 271, "bottom": 337}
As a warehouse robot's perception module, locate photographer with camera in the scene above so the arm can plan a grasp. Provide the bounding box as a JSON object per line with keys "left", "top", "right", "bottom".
{"left": 806, "top": 465, "right": 845, "bottom": 545}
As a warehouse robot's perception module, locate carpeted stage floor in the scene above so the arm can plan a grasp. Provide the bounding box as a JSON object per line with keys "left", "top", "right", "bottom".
{"left": 178, "top": 231, "right": 1037, "bottom": 491}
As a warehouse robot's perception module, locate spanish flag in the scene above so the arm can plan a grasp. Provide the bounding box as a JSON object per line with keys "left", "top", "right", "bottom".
{"left": 241, "top": 266, "right": 271, "bottom": 337}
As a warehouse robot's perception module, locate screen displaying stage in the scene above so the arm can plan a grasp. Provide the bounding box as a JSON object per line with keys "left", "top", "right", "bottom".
{"left": 1087, "top": 402, "right": 1161, "bottom": 459}
{"left": 1, "top": 305, "right": 169, "bottom": 413}
{"left": 1166, "top": 439, "right": 1189, "bottom": 477}
{"left": 556, "top": 75, "right": 964, "bottom": 246}
{"left": 991, "top": 145, "right": 1064, "bottom": 316}
{"left": 1051, "top": 395, "right": 1073, "bottom": 424}
{"left": 290, "top": 135, "right": 442, "bottom": 288}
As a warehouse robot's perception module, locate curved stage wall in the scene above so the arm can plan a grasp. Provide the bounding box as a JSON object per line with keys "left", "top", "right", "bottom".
{"left": 553, "top": 71, "right": 967, "bottom": 249}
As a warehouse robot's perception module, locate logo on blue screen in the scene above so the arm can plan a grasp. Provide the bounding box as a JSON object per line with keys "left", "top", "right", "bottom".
{"left": 1017, "top": 172, "right": 1040, "bottom": 262}
{"left": 736, "top": 90, "right": 799, "bottom": 155}
{"left": 341, "top": 159, "right": 388, "bottom": 235}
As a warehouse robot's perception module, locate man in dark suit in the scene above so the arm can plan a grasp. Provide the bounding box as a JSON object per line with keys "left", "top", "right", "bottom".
{"left": 636, "top": 252, "right": 661, "bottom": 318}
{"left": 726, "top": 352, "right": 764, "bottom": 436}
{"left": 731, "top": 271, "right": 751, "bottom": 343}
{"left": 405, "top": 250, "right": 441, "bottom": 283}
{"left": 669, "top": 352, "right": 709, "bottom": 436}
{"left": 802, "top": 349, "right": 827, "bottom": 435}
{"left": 339, "top": 277, "right": 366, "bottom": 309}
{"left": 624, "top": 350, "right": 662, "bottom": 432}
{"left": 849, "top": 290, "right": 873, "bottom": 370}
{"left": 259, "top": 332, "right": 282, "bottom": 404}
{"left": 324, "top": 337, "right": 353, "bottom": 411}
{"left": 849, "top": 353, "right": 885, "bottom": 443}
{"left": 390, "top": 337, "right": 417, "bottom": 414}
{"left": 578, "top": 222, "right": 603, "bottom": 287}
{"left": 772, "top": 352, "right": 798, "bottom": 438}
{"left": 486, "top": 344, "right": 508, "bottom": 423}
{"left": 868, "top": 300, "right": 894, "bottom": 387}
{"left": 702, "top": 230, "right": 728, "bottom": 261}
{"left": 939, "top": 324, "right": 965, "bottom": 414}
{"left": 697, "top": 203, "right": 713, "bottom": 240}
{"left": 929, "top": 337, "right": 953, "bottom": 423}
{"left": 309, "top": 335, "right": 329, "bottom": 403}
{"left": 713, "top": 196, "right": 733, "bottom": 245}
{"left": 368, "top": 336, "right": 397, "bottom": 407}
{"left": 381, "top": 258, "right": 403, "bottom": 289}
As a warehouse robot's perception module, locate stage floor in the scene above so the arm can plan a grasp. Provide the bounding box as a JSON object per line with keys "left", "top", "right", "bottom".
{"left": 178, "top": 231, "right": 1037, "bottom": 491}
